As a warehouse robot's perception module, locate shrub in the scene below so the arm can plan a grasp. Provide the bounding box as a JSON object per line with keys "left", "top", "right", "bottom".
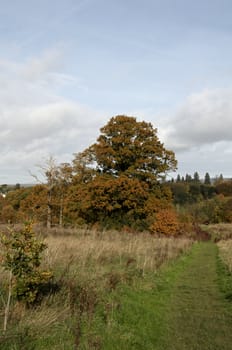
{"left": 1, "top": 222, "right": 53, "bottom": 305}
{"left": 150, "top": 208, "right": 180, "bottom": 236}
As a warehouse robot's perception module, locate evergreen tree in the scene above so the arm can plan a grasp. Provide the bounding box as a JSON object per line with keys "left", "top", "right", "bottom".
{"left": 219, "top": 174, "right": 224, "bottom": 182}
{"left": 193, "top": 171, "right": 200, "bottom": 183}
{"left": 185, "top": 174, "right": 192, "bottom": 182}
{"left": 204, "top": 172, "right": 211, "bottom": 185}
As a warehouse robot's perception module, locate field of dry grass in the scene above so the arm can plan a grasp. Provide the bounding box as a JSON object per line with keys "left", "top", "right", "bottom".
{"left": 202, "top": 223, "right": 232, "bottom": 242}
{"left": 217, "top": 239, "right": 232, "bottom": 273}
{"left": 44, "top": 229, "right": 193, "bottom": 276}
{"left": 0, "top": 227, "right": 193, "bottom": 349}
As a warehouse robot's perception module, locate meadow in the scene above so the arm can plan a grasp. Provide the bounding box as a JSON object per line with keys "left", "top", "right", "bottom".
{"left": 0, "top": 226, "right": 192, "bottom": 349}
{"left": 1, "top": 225, "right": 232, "bottom": 349}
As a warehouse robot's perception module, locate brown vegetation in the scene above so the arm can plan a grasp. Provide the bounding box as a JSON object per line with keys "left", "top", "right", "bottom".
{"left": 217, "top": 239, "right": 232, "bottom": 273}
{"left": 202, "top": 223, "right": 232, "bottom": 242}
{"left": 43, "top": 228, "right": 193, "bottom": 275}
{"left": 150, "top": 208, "right": 180, "bottom": 236}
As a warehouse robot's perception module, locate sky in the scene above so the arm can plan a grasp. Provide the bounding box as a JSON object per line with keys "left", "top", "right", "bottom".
{"left": 1, "top": 0, "right": 232, "bottom": 183}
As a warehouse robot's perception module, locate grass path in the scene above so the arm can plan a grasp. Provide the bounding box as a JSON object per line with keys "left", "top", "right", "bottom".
{"left": 103, "top": 242, "right": 232, "bottom": 349}
{"left": 164, "top": 242, "right": 232, "bottom": 350}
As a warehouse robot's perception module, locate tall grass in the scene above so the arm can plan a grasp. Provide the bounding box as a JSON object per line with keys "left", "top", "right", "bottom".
{"left": 0, "top": 227, "right": 193, "bottom": 349}
{"left": 44, "top": 229, "right": 192, "bottom": 275}
{"left": 217, "top": 239, "right": 232, "bottom": 273}
{"left": 202, "top": 223, "right": 232, "bottom": 242}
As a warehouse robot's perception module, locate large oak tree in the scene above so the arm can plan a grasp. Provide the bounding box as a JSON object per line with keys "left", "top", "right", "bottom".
{"left": 71, "top": 116, "right": 177, "bottom": 230}
{"left": 86, "top": 115, "right": 177, "bottom": 183}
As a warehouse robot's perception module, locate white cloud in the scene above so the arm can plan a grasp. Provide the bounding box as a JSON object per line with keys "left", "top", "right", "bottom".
{"left": 164, "top": 89, "right": 232, "bottom": 151}
{"left": 2, "top": 50, "right": 232, "bottom": 184}
{"left": 0, "top": 49, "right": 103, "bottom": 183}
{"left": 157, "top": 89, "right": 232, "bottom": 178}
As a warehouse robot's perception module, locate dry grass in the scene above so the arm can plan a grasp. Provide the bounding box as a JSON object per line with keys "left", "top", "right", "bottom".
{"left": 201, "top": 224, "right": 232, "bottom": 273}
{"left": 0, "top": 227, "right": 193, "bottom": 348}
{"left": 43, "top": 229, "right": 193, "bottom": 278}
{"left": 217, "top": 239, "right": 232, "bottom": 273}
{"left": 202, "top": 223, "right": 232, "bottom": 241}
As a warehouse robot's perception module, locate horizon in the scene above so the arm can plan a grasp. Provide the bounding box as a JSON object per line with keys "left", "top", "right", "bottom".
{"left": 1, "top": 173, "right": 231, "bottom": 187}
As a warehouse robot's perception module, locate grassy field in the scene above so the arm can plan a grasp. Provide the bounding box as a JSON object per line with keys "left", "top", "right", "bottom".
{"left": 1, "top": 225, "right": 232, "bottom": 349}
{"left": 0, "top": 227, "right": 192, "bottom": 349}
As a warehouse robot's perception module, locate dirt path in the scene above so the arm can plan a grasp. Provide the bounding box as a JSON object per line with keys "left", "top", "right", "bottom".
{"left": 165, "top": 242, "right": 232, "bottom": 350}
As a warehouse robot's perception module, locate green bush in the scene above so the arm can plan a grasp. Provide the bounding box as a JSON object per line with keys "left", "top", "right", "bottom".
{"left": 1, "top": 223, "right": 53, "bottom": 305}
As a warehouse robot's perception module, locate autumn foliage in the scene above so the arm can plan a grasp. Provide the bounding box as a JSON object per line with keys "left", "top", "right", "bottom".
{"left": 1, "top": 116, "right": 232, "bottom": 236}
{"left": 67, "top": 115, "right": 178, "bottom": 231}
{"left": 89, "top": 115, "right": 177, "bottom": 181}
{"left": 0, "top": 115, "right": 182, "bottom": 234}
{"left": 150, "top": 208, "right": 180, "bottom": 236}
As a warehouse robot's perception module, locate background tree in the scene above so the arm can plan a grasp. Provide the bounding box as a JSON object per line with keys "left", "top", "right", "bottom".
{"left": 204, "top": 172, "right": 211, "bottom": 185}
{"left": 31, "top": 156, "right": 60, "bottom": 228}
{"left": 215, "top": 180, "right": 232, "bottom": 197}
{"left": 56, "top": 163, "right": 73, "bottom": 227}
{"left": 185, "top": 174, "right": 192, "bottom": 182}
{"left": 215, "top": 174, "right": 224, "bottom": 184}
{"left": 170, "top": 182, "right": 190, "bottom": 205}
{"left": 193, "top": 171, "right": 200, "bottom": 183}
{"left": 19, "top": 185, "right": 47, "bottom": 223}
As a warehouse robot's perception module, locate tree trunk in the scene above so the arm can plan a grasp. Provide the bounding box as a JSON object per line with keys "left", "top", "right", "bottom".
{"left": 3, "top": 271, "right": 12, "bottom": 333}
{"left": 47, "top": 190, "right": 52, "bottom": 229}
{"left": 59, "top": 194, "right": 63, "bottom": 228}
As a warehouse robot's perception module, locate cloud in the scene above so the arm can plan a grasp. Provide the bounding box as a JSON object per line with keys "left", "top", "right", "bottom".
{"left": 0, "top": 49, "right": 103, "bottom": 183}
{"left": 0, "top": 101, "right": 100, "bottom": 148}
{"left": 165, "top": 89, "right": 232, "bottom": 151}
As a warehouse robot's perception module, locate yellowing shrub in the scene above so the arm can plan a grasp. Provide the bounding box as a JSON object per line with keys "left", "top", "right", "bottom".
{"left": 150, "top": 208, "right": 180, "bottom": 236}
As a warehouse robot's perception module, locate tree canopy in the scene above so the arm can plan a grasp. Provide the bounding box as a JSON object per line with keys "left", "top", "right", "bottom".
{"left": 81, "top": 115, "right": 177, "bottom": 183}
{"left": 69, "top": 115, "right": 177, "bottom": 230}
